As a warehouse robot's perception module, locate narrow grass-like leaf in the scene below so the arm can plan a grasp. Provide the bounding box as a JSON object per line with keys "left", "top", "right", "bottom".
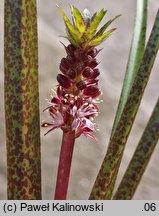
{"left": 111, "top": 0, "right": 148, "bottom": 138}
{"left": 73, "top": 6, "right": 86, "bottom": 33}
{"left": 86, "top": 9, "right": 107, "bottom": 38}
{"left": 95, "top": 15, "right": 121, "bottom": 37}
{"left": 113, "top": 98, "right": 159, "bottom": 200}
{"left": 88, "top": 28, "right": 116, "bottom": 46}
{"left": 89, "top": 9, "right": 159, "bottom": 200}
{"left": 4, "top": 0, "right": 41, "bottom": 199}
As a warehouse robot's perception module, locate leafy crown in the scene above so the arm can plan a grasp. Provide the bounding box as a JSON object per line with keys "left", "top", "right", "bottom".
{"left": 57, "top": 4, "right": 121, "bottom": 48}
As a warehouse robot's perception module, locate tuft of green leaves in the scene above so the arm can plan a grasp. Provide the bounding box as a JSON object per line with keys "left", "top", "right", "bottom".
{"left": 57, "top": 4, "right": 120, "bottom": 48}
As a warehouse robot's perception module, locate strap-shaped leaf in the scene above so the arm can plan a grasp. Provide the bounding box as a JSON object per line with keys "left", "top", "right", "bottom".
{"left": 57, "top": 5, "right": 83, "bottom": 44}
{"left": 73, "top": 6, "right": 86, "bottom": 33}
{"left": 88, "top": 28, "right": 116, "bottom": 46}
{"left": 86, "top": 9, "right": 107, "bottom": 38}
{"left": 89, "top": 9, "right": 159, "bottom": 200}
{"left": 113, "top": 98, "right": 159, "bottom": 200}
{"left": 95, "top": 15, "right": 121, "bottom": 37}
{"left": 111, "top": 0, "right": 148, "bottom": 138}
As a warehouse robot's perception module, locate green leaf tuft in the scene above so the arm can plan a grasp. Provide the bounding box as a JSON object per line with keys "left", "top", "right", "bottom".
{"left": 57, "top": 5, "right": 83, "bottom": 44}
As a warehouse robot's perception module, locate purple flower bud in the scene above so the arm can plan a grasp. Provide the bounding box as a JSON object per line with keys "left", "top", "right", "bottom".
{"left": 92, "top": 68, "right": 100, "bottom": 78}
{"left": 59, "top": 64, "right": 67, "bottom": 74}
{"left": 66, "top": 44, "right": 76, "bottom": 56}
{"left": 59, "top": 58, "right": 69, "bottom": 74}
{"left": 83, "top": 55, "right": 92, "bottom": 64}
{"left": 76, "top": 62, "right": 85, "bottom": 74}
{"left": 57, "top": 74, "right": 71, "bottom": 88}
{"left": 82, "top": 67, "right": 94, "bottom": 78}
{"left": 89, "top": 59, "right": 98, "bottom": 69}
{"left": 76, "top": 80, "right": 87, "bottom": 90}
{"left": 83, "top": 86, "right": 100, "bottom": 98}
{"left": 67, "top": 69, "right": 76, "bottom": 79}
{"left": 66, "top": 56, "right": 76, "bottom": 66}
{"left": 74, "top": 48, "right": 84, "bottom": 60}
{"left": 88, "top": 48, "right": 98, "bottom": 57}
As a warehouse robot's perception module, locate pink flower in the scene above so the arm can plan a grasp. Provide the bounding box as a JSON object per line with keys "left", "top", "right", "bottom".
{"left": 42, "top": 108, "right": 64, "bottom": 135}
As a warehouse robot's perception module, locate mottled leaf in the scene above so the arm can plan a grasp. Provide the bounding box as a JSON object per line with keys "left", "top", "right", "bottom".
{"left": 113, "top": 98, "right": 159, "bottom": 200}
{"left": 89, "top": 8, "right": 159, "bottom": 200}
{"left": 88, "top": 28, "right": 116, "bottom": 46}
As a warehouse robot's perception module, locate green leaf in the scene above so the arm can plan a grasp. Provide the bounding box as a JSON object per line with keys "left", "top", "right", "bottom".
{"left": 73, "top": 6, "right": 86, "bottom": 33}
{"left": 4, "top": 0, "right": 41, "bottom": 199}
{"left": 61, "top": 36, "right": 79, "bottom": 47}
{"left": 113, "top": 98, "right": 159, "bottom": 200}
{"left": 88, "top": 28, "right": 116, "bottom": 46}
{"left": 95, "top": 15, "right": 121, "bottom": 37}
{"left": 89, "top": 7, "right": 159, "bottom": 200}
{"left": 86, "top": 9, "right": 107, "bottom": 38}
{"left": 57, "top": 5, "right": 83, "bottom": 44}
{"left": 111, "top": 0, "right": 148, "bottom": 138}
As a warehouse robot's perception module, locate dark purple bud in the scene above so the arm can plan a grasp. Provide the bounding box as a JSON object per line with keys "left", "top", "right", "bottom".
{"left": 57, "top": 74, "right": 71, "bottom": 88}
{"left": 59, "top": 58, "right": 69, "bottom": 74}
{"left": 83, "top": 55, "right": 92, "bottom": 64}
{"left": 83, "top": 86, "right": 100, "bottom": 98}
{"left": 89, "top": 59, "right": 98, "bottom": 69}
{"left": 76, "top": 62, "right": 85, "bottom": 74}
{"left": 92, "top": 68, "right": 100, "bottom": 78}
{"left": 88, "top": 78, "right": 99, "bottom": 85}
{"left": 59, "top": 64, "right": 67, "bottom": 74}
{"left": 67, "top": 69, "right": 76, "bottom": 79}
{"left": 76, "top": 80, "right": 87, "bottom": 90}
{"left": 74, "top": 48, "right": 84, "bottom": 60}
{"left": 87, "top": 48, "right": 98, "bottom": 57}
{"left": 66, "top": 56, "right": 76, "bottom": 66}
{"left": 66, "top": 44, "right": 76, "bottom": 56}
{"left": 82, "top": 67, "right": 94, "bottom": 78}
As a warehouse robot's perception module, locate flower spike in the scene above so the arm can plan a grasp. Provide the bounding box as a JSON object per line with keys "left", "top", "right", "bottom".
{"left": 42, "top": 5, "right": 120, "bottom": 141}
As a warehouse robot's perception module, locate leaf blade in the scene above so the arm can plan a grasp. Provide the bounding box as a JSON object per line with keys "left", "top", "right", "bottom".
{"left": 113, "top": 98, "right": 159, "bottom": 199}
{"left": 95, "top": 15, "right": 121, "bottom": 37}
{"left": 88, "top": 28, "right": 116, "bottom": 46}
{"left": 57, "top": 5, "right": 83, "bottom": 44}
{"left": 111, "top": 0, "right": 148, "bottom": 138}
{"left": 86, "top": 9, "right": 107, "bottom": 38}
{"left": 89, "top": 7, "right": 159, "bottom": 200}
{"left": 73, "top": 6, "right": 86, "bottom": 33}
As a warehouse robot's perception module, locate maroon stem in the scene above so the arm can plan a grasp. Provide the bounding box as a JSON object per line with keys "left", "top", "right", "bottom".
{"left": 54, "top": 130, "right": 75, "bottom": 200}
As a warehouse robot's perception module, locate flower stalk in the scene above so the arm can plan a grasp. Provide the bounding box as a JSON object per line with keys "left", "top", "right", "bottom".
{"left": 54, "top": 130, "right": 75, "bottom": 200}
